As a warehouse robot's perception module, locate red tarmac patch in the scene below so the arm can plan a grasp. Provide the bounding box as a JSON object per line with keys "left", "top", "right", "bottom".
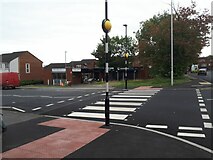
{"left": 2, "top": 118, "right": 109, "bottom": 159}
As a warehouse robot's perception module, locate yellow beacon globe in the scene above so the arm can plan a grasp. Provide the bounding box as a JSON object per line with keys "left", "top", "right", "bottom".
{"left": 104, "top": 20, "right": 112, "bottom": 32}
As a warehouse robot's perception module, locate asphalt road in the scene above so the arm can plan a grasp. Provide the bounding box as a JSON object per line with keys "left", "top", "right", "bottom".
{"left": 1, "top": 77, "right": 212, "bottom": 158}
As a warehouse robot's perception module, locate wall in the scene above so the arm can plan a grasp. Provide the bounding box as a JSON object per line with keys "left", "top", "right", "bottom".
{"left": 19, "top": 52, "right": 43, "bottom": 81}
{"left": 9, "top": 57, "right": 19, "bottom": 73}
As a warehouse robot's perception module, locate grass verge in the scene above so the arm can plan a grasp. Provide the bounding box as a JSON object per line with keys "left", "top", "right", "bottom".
{"left": 108, "top": 76, "right": 191, "bottom": 89}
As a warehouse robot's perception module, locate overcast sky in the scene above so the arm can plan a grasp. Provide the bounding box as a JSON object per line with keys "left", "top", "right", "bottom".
{"left": 0, "top": 0, "right": 212, "bottom": 66}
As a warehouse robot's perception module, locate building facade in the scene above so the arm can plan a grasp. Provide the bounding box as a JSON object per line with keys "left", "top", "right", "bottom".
{"left": 0, "top": 51, "right": 43, "bottom": 82}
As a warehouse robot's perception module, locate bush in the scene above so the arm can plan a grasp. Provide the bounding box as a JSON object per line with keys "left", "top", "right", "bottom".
{"left": 21, "top": 80, "right": 43, "bottom": 86}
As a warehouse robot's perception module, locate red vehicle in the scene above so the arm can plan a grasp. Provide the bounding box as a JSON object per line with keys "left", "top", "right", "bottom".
{"left": 0, "top": 72, "right": 20, "bottom": 89}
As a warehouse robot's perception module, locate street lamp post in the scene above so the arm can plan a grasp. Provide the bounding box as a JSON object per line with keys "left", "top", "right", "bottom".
{"left": 171, "top": 0, "right": 174, "bottom": 86}
{"left": 102, "top": 0, "right": 112, "bottom": 126}
{"left": 123, "top": 24, "right": 128, "bottom": 90}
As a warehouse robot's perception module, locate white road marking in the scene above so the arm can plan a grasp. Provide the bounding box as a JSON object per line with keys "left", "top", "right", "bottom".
{"left": 111, "top": 122, "right": 212, "bottom": 154}
{"left": 46, "top": 103, "right": 54, "bottom": 107}
{"left": 0, "top": 106, "right": 12, "bottom": 109}
{"left": 112, "top": 95, "right": 151, "bottom": 98}
{"left": 198, "top": 100, "right": 204, "bottom": 103}
{"left": 128, "top": 89, "right": 161, "bottom": 92}
{"left": 178, "top": 126, "right": 203, "bottom": 131}
{"left": 202, "top": 114, "right": 210, "bottom": 120}
{"left": 12, "top": 107, "right": 25, "bottom": 113}
{"left": 198, "top": 97, "right": 203, "bottom": 99}
{"left": 199, "top": 82, "right": 211, "bottom": 85}
{"left": 119, "top": 92, "right": 155, "bottom": 96}
{"left": 77, "top": 96, "right": 82, "bottom": 99}
{"left": 67, "top": 112, "right": 128, "bottom": 120}
{"left": 84, "top": 94, "right": 90, "bottom": 97}
{"left": 177, "top": 132, "right": 205, "bottom": 138}
{"left": 40, "top": 96, "right": 52, "bottom": 98}
{"left": 95, "top": 101, "right": 142, "bottom": 106}
{"left": 206, "top": 99, "right": 213, "bottom": 101}
{"left": 83, "top": 106, "right": 136, "bottom": 112}
{"left": 68, "top": 98, "right": 74, "bottom": 101}
{"left": 57, "top": 101, "right": 65, "bottom": 104}
{"left": 197, "top": 94, "right": 202, "bottom": 97}
{"left": 204, "top": 122, "right": 213, "bottom": 129}
{"left": 92, "top": 93, "right": 95, "bottom": 95}
{"left": 146, "top": 124, "right": 168, "bottom": 129}
{"left": 32, "top": 107, "right": 42, "bottom": 111}
{"left": 109, "top": 98, "right": 147, "bottom": 102}
{"left": 200, "top": 108, "right": 207, "bottom": 112}
{"left": 199, "top": 103, "right": 206, "bottom": 107}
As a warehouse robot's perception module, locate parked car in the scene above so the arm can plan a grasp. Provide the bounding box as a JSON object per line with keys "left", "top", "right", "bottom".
{"left": 198, "top": 68, "right": 207, "bottom": 76}
{"left": 0, "top": 72, "right": 20, "bottom": 89}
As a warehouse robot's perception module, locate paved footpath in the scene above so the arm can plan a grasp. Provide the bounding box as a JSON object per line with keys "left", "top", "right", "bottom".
{"left": 1, "top": 81, "right": 213, "bottom": 159}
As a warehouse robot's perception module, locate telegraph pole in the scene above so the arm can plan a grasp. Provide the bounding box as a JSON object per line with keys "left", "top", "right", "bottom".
{"left": 102, "top": 0, "right": 112, "bottom": 126}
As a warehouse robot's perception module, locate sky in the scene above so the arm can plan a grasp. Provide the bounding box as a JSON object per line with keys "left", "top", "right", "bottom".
{"left": 0, "top": 0, "right": 212, "bottom": 66}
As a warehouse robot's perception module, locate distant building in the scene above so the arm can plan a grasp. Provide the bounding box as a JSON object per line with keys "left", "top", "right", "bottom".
{"left": 198, "top": 55, "right": 213, "bottom": 70}
{"left": 43, "top": 59, "right": 98, "bottom": 85}
{"left": 0, "top": 51, "right": 43, "bottom": 82}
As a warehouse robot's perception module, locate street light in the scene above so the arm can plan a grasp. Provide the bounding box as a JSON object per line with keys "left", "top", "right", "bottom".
{"left": 123, "top": 24, "right": 128, "bottom": 90}
{"left": 171, "top": 0, "right": 174, "bottom": 86}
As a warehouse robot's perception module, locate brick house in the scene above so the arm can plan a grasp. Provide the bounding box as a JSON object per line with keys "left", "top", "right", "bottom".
{"left": 43, "top": 59, "right": 98, "bottom": 85}
{"left": 43, "top": 63, "right": 72, "bottom": 85}
{"left": 0, "top": 51, "right": 43, "bottom": 82}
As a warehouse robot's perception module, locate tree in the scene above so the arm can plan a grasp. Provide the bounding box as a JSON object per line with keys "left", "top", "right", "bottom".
{"left": 91, "top": 36, "right": 137, "bottom": 69}
{"left": 137, "top": 1, "right": 213, "bottom": 77}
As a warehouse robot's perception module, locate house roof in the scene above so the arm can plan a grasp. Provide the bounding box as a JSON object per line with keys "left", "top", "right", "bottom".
{"left": 44, "top": 63, "right": 68, "bottom": 69}
{"left": 0, "top": 51, "right": 43, "bottom": 63}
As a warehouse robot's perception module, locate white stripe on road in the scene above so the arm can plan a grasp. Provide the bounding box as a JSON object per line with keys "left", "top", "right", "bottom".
{"left": 199, "top": 103, "right": 205, "bottom": 107}
{"left": 84, "top": 94, "right": 90, "bottom": 97}
{"left": 68, "top": 98, "right": 74, "bottom": 101}
{"left": 67, "top": 112, "right": 128, "bottom": 120}
{"left": 146, "top": 124, "right": 168, "bottom": 129}
{"left": 204, "top": 122, "right": 213, "bottom": 129}
{"left": 57, "top": 101, "right": 65, "bottom": 104}
{"left": 128, "top": 89, "right": 161, "bottom": 92}
{"left": 40, "top": 96, "right": 52, "bottom": 98}
{"left": 198, "top": 97, "right": 203, "bottom": 99}
{"left": 32, "top": 107, "right": 42, "bottom": 111}
{"left": 83, "top": 106, "right": 136, "bottom": 112}
{"left": 112, "top": 95, "right": 151, "bottom": 98}
{"left": 199, "top": 82, "right": 212, "bottom": 85}
{"left": 198, "top": 100, "right": 204, "bottom": 103}
{"left": 77, "top": 96, "right": 82, "bottom": 99}
{"left": 119, "top": 92, "right": 156, "bottom": 96}
{"left": 95, "top": 101, "right": 142, "bottom": 106}
{"left": 109, "top": 98, "right": 147, "bottom": 102}
{"left": 46, "top": 103, "right": 54, "bottom": 107}
{"left": 177, "top": 132, "right": 205, "bottom": 138}
{"left": 12, "top": 107, "right": 25, "bottom": 113}
{"left": 200, "top": 108, "right": 207, "bottom": 112}
{"left": 202, "top": 114, "right": 210, "bottom": 120}
{"left": 178, "top": 126, "right": 203, "bottom": 131}
{"left": 206, "top": 99, "right": 213, "bottom": 101}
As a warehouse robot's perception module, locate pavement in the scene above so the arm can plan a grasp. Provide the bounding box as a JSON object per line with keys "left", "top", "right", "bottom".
{"left": 0, "top": 78, "right": 213, "bottom": 159}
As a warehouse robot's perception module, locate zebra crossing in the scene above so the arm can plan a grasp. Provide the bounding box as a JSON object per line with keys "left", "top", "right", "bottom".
{"left": 67, "top": 88, "right": 161, "bottom": 122}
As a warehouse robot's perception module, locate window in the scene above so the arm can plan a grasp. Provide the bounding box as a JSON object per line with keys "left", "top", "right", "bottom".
{"left": 25, "top": 63, "right": 30, "bottom": 73}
